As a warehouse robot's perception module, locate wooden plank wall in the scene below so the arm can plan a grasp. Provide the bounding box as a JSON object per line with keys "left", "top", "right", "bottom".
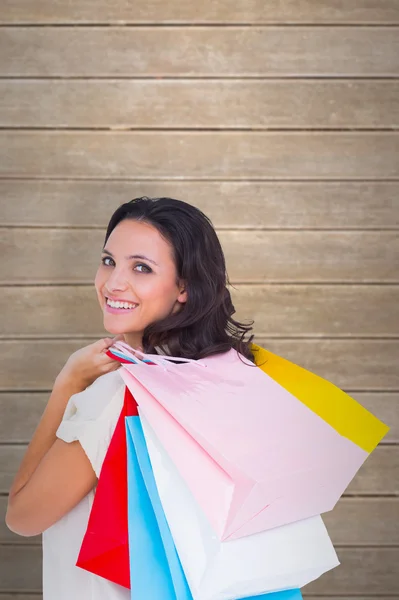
{"left": 0, "top": 0, "right": 398, "bottom": 597}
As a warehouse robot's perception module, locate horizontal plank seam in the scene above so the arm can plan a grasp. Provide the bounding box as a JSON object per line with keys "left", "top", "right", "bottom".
{"left": 2, "top": 226, "right": 399, "bottom": 232}
{"left": 2, "top": 176, "right": 399, "bottom": 182}
{"left": 1, "top": 443, "right": 397, "bottom": 449}
{"left": 0, "top": 595, "right": 389, "bottom": 599}
{"left": 6, "top": 596, "right": 395, "bottom": 599}
{"left": 0, "top": 442, "right": 393, "bottom": 447}
{"left": 1, "top": 491, "right": 397, "bottom": 498}
{"left": 2, "top": 282, "right": 398, "bottom": 287}
{"left": 0, "top": 388, "right": 398, "bottom": 394}
{"left": 0, "top": 76, "right": 398, "bottom": 81}
{"left": 3, "top": 281, "right": 399, "bottom": 286}
{"left": 3, "top": 541, "right": 399, "bottom": 549}
{"left": 2, "top": 283, "right": 399, "bottom": 290}
{"left": 11, "top": 390, "right": 399, "bottom": 396}
{"left": 0, "top": 541, "right": 397, "bottom": 548}
{"left": 3, "top": 227, "right": 399, "bottom": 234}
{"left": 1, "top": 22, "right": 399, "bottom": 29}
{"left": 1, "top": 23, "right": 399, "bottom": 28}
{"left": 2, "top": 131, "right": 399, "bottom": 137}
{"left": 2, "top": 127, "right": 399, "bottom": 133}
{"left": 2, "top": 494, "right": 398, "bottom": 500}
{"left": 2, "top": 177, "right": 399, "bottom": 183}
{"left": 0, "top": 73, "right": 399, "bottom": 84}
{"left": 8, "top": 596, "right": 398, "bottom": 599}
{"left": 0, "top": 588, "right": 398, "bottom": 600}
{"left": 2, "top": 335, "right": 399, "bottom": 341}
{"left": 5, "top": 441, "right": 397, "bottom": 447}
{"left": 0, "top": 278, "right": 399, "bottom": 287}
{"left": 1, "top": 75, "right": 399, "bottom": 81}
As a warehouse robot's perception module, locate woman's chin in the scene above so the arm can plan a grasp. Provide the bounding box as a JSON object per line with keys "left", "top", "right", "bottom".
{"left": 103, "top": 319, "right": 142, "bottom": 338}
{"left": 102, "top": 321, "right": 127, "bottom": 336}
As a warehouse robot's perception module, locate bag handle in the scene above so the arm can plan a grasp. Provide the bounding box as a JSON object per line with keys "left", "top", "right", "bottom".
{"left": 111, "top": 340, "right": 207, "bottom": 370}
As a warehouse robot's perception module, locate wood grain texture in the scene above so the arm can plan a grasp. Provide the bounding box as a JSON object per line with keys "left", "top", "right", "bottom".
{"left": 2, "top": 0, "right": 399, "bottom": 24}
{"left": 0, "top": 27, "right": 398, "bottom": 77}
{"left": 1, "top": 284, "right": 398, "bottom": 338}
{"left": 0, "top": 339, "right": 398, "bottom": 391}
{"left": 1, "top": 229, "right": 397, "bottom": 284}
{"left": 345, "top": 447, "right": 399, "bottom": 494}
{"left": 1, "top": 1, "right": 398, "bottom": 598}
{"left": 1, "top": 80, "right": 398, "bottom": 129}
{"left": 0, "top": 545, "right": 42, "bottom": 592}
{"left": 1, "top": 391, "right": 396, "bottom": 444}
{"left": 2, "top": 497, "right": 398, "bottom": 545}
{"left": 305, "top": 548, "right": 399, "bottom": 594}
{"left": 324, "top": 498, "right": 399, "bottom": 546}
{"left": 2, "top": 132, "right": 398, "bottom": 180}
{"left": 0, "top": 393, "right": 48, "bottom": 443}
{"left": 0, "top": 545, "right": 398, "bottom": 593}
{"left": 2, "top": 180, "right": 398, "bottom": 229}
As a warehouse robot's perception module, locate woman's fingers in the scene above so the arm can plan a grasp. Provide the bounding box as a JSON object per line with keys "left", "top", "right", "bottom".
{"left": 102, "top": 360, "right": 122, "bottom": 374}
{"left": 98, "top": 337, "right": 145, "bottom": 365}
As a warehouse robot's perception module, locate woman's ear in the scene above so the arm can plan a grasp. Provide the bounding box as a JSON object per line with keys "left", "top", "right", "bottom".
{"left": 177, "top": 282, "right": 188, "bottom": 303}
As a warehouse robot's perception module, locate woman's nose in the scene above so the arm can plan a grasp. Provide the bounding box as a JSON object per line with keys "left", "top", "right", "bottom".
{"left": 105, "top": 268, "right": 129, "bottom": 293}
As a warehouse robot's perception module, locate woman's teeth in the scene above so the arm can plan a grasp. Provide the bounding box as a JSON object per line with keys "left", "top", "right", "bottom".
{"left": 106, "top": 299, "right": 138, "bottom": 310}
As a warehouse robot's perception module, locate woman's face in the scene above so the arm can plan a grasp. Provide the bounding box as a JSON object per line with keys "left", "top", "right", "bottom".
{"left": 94, "top": 219, "right": 187, "bottom": 348}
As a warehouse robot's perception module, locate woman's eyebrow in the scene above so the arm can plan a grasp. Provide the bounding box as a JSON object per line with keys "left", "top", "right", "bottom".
{"left": 102, "top": 248, "right": 159, "bottom": 266}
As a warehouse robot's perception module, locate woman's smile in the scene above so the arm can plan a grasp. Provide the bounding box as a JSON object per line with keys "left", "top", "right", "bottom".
{"left": 104, "top": 297, "right": 139, "bottom": 315}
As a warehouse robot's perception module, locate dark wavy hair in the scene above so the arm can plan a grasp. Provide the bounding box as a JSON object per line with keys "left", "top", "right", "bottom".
{"left": 104, "top": 197, "right": 256, "bottom": 364}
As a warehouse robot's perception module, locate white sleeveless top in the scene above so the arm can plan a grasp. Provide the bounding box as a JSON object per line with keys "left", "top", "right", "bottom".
{"left": 42, "top": 369, "right": 130, "bottom": 600}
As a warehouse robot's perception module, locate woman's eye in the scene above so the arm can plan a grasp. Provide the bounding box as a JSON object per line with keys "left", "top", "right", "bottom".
{"left": 135, "top": 263, "right": 152, "bottom": 274}
{"left": 101, "top": 256, "right": 114, "bottom": 267}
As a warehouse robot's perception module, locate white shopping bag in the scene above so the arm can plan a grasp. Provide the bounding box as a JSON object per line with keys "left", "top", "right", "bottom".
{"left": 140, "top": 414, "right": 339, "bottom": 600}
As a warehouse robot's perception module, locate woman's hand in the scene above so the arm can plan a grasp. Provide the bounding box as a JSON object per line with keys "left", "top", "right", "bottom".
{"left": 55, "top": 336, "right": 124, "bottom": 392}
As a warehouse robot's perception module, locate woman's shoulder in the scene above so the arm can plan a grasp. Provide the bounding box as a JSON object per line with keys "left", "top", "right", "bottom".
{"left": 65, "top": 369, "right": 125, "bottom": 420}
{"left": 57, "top": 369, "right": 125, "bottom": 477}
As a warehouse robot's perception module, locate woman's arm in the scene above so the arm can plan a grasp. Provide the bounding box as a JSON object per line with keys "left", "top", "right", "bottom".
{"left": 5, "top": 337, "right": 121, "bottom": 537}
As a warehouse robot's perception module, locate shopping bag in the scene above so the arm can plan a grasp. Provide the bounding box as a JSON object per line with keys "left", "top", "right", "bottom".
{"left": 127, "top": 414, "right": 307, "bottom": 600}
{"left": 77, "top": 384, "right": 305, "bottom": 599}
{"left": 125, "top": 415, "right": 192, "bottom": 599}
{"left": 139, "top": 413, "right": 338, "bottom": 600}
{"left": 114, "top": 341, "right": 388, "bottom": 541}
{"left": 76, "top": 386, "right": 138, "bottom": 587}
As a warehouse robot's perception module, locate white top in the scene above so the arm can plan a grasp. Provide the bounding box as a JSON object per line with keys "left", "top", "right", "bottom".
{"left": 42, "top": 369, "right": 130, "bottom": 600}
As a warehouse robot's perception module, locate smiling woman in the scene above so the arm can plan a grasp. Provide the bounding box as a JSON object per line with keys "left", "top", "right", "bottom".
{"left": 95, "top": 197, "right": 255, "bottom": 360}
{"left": 5, "top": 196, "right": 256, "bottom": 600}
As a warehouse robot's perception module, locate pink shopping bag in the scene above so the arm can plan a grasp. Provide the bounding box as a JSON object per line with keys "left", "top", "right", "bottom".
{"left": 113, "top": 342, "right": 377, "bottom": 541}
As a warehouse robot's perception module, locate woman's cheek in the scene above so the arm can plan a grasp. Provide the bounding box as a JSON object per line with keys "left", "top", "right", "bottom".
{"left": 94, "top": 270, "right": 104, "bottom": 300}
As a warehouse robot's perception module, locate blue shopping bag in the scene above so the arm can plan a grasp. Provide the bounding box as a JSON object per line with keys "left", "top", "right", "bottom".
{"left": 126, "top": 415, "right": 303, "bottom": 600}
{"left": 126, "top": 415, "right": 192, "bottom": 599}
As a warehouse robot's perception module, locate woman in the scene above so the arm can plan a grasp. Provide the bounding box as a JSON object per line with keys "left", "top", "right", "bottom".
{"left": 6, "top": 197, "right": 255, "bottom": 599}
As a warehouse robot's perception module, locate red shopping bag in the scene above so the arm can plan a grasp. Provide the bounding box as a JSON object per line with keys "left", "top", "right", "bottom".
{"left": 76, "top": 386, "right": 138, "bottom": 587}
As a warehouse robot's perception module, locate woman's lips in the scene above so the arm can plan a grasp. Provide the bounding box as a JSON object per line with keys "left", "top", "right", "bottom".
{"left": 104, "top": 303, "right": 139, "bottom": 315}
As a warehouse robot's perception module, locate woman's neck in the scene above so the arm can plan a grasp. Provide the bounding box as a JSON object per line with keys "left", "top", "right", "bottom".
{"left": 122, "top": 333, "right": 143, "bottom": 349}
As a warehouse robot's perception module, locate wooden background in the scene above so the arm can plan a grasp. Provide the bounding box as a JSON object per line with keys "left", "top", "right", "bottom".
{"left": 0, "top": 0, "right": 398, "bottom": 597}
